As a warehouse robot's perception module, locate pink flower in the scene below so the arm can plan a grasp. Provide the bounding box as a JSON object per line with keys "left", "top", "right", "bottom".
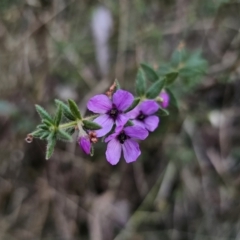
{"left": 127, "top": 100, "right": 159, "bottom": 132}
{"left": 87, "top": 90, "right": 134, "bottom": 137}
{"left": 104, "top": 125, "right": 148, "bottom": 165}
{"left": 159, "top": 91, "right": 170, "bottom": 108}
{"left": 78, "top": 136, "right": 91, "bottom": 154}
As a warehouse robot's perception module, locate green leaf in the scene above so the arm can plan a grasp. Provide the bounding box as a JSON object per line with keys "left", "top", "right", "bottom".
{"left": 156, "top": 108, "right": 169, "bottom": 117}
{"left": 125, "top": 120, "right": 134, "bottom": 127}
{"left": 66, "top": 127, "right": 75, "bottom": 135}
{"left": 136, "top": 68, "right": 146, "bottom": 96}
{"left": 55, "top": 99, "right": 75, "bottom": 121}
{"left": 90, "top": 145, "right": 94, "bottom": 157}
{"left": 115, "top": 79, "right": 121, "bottom": 90}
{"left": 46, "top": 132, "right": 56, "bottom": 160}
{"left": 40, "top": 132, "right": 49, "bottom": 140}
{"left": 42, "top": 119, "right": 53, "bottom": 127}
{"left": 35, "top": 105, "right": 53, "bottom": 123}
{"left": 171, "top": 48, "right": 186, "bottom": 67}
{"left": 140, "top": 63, "right": 159, "bottom": 82}
{"left": 57, "top": 130, "right": 72, "bottom": 141}
{"left": 54, "top": 105, "right": 62, "bottom": 126}
{"left": 37, "top": 124, "right": 49, "bottom": 131}
{"left": 31, "top": 129, "right": 45, "bottom": 138}
{"left": 166, "top": 88, "right": 178, "bottom": 109}
{"left": 146, "top": 78, "right": 166, "bottom": 99}
{"left": 83, "top": 120, "right": 102, "bottom": 130}
{"left": 68, "top": 99, "right": 82, "bottom": 120}
{"left": 157, "top": 64, "right": 172, "bottom": 76}
{"left": 125, "top": 98, "right": 140, "bottom": 112}
{"left": 101, "top": 135, "right": 106, "bottom": 143}
{"left": 165, "top": 72, "right": 178, "bottom": 86}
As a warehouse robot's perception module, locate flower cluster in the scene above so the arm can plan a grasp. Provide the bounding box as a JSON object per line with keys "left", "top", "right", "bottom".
{"left": 26, "top": 64, "right": 176, "bottom": 164}
{"left": 78, "top": 87, "right": 170, "bottom": 165}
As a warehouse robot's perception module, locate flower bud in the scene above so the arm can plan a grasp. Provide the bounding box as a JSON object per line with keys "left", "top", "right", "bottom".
{"left": 25, "top": 134, "right": 33, "bottom": 143}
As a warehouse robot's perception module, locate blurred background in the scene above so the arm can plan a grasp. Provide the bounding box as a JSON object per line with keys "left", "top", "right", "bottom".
{"left": 0, "top": 0, "right": 240, "bottom": 239}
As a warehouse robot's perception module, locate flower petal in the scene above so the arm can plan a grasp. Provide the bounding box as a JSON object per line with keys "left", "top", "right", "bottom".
{"left": 159, "top": 91, "right": 170, "bottom": 108}
{"left": 132, "top": 120, "right": 146, "bottom": 128}
{"left": 144, "top": 116, "right": 159, "bottom": 132}
{"left": 106, "top": 139, "right": 122, "bottom": 165}
{"left": 116, "top": 113, "right": 129, "bottom": 127}
{"left": 79, "top": 136, "right": 91, "bottom": 154}
{"left": 94, "top": 114, "right": 114, "bottom": 137}
{"left": 105, "top": 125, "right": 123, "bottom": 142}
{"left": 87, "top": 94, "right": 112, "bottom": 113}
{"left": 126, "top": 105, "right": 140, "bottom": 119}
{"left": 112, "top": 90, "right": 134, "bottom": 111}
{"left": 124, "top": 126, "right": 148, "bottom": 140}
{"left": 122, "top": 139, "right": 140, "bottom": 163}
{"left": 140, "top": 100, "right": 159, "bottom": 115}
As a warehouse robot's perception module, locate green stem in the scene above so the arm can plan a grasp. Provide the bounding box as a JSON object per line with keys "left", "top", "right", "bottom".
{"left": 59, "top": 121, "right": 77, "bottom": 129}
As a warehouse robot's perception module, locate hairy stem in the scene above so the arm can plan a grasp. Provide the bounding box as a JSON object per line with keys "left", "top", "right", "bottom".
{"left": 59, "top": 121, "right": 77, "bottom": 129}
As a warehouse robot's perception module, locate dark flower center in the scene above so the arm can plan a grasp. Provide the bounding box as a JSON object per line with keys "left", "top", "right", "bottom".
{"left": 108, "top": 105, "right": 119, "bottom": 120}
{"left": 118, "top": 131, "right": 128, "bottom": 144}
{"left": 137, "top": 111, "right": 146, "bottom": 121}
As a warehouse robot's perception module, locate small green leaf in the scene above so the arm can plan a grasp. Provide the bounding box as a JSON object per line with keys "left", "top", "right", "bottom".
{"left": 90, "top": 145, "right": 94, "bottom": 157}
{"left": 171, "top": 48, "right": 186, "bottom": 67}
{"left": 40, "top": 132, "right": 49, "bottom": 140}
{"left": 66, "top": 127, "right": 75, "bottom": 135}
{"left": 55, "top": 99, "right": 75, "bottom": 121}
{"left": 101, "top": 135, "right": 106, "bottom": 143}
{"left": 156, "top": 108, "right": 169, "bottom": 117}
{"left": 140, "top": 63, "right": 159, "bottom": 82}
{"left": 146, "top": 78, "right": 166, "bottom": 99}
{"left": 125, "top": 120, "right": 134, "bottom": 127}
{"left": 57, "top": 130, "right": 72, "bottom": 141}
{"left": 125, "top": 98, "right": 140, "bottom": 112}
{"left": 46, "top": 132, "right": 56, "bottom": 160}
{"left": 165, "top": 72, "right": 178, "bottom": 86}
{"left": 83, "top": 120, "right": 102, "bottom": 130}
{"left": 115, "top": 79, "right": 121, "bottom": 90}
{"left": 136, "top": 68, "right": 146, "bottom": 96}
{"left": 31, "top": 129, "right": 45, "bottom": 138}
{"left": 35, "top": 105, "right": 53, "bottom": 123}
{"left": 166, "top": 88, "right": 178, "bottom": 109}
{"left": 37, "top": 124, "right": 49, "bottom": 131}
{"left": 54, "top": 105, "right": 62, "bottom": 126}
{"left": 157, "top": 64, "right": 172, "bottom": 76}
{"left": 42, "top": 119, "right": 53, "bottom": 127}
{"left": 68, "top": 99, "right": 82, "bottom": 120}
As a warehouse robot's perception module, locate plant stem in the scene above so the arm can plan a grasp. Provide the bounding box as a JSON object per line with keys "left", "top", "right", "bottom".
{"left": 59, "top": 121, "right": 77, "bottom": 129}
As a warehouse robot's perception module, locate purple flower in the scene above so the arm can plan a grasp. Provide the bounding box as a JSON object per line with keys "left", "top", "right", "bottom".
{"left": 105, "top": 125, "right": 148, "bottom": 165}
{"left": 78, "top": 136, "right": 91, "bottom": 154}
{"left": 87, "top": 90, "right": 134, "bottom": 137}
{"left": 127, "top": 100, "right": 159, "bottom": 132}
{"left": 159, "top": 91, "right": 170, "bottom": 108}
